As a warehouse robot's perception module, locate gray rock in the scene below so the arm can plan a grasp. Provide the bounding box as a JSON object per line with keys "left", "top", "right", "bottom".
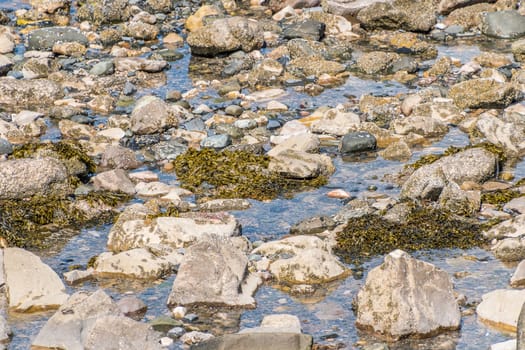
{"left": 391, "top": 115, "right": 448, "bottom": 137}
{"left": 130, "top": 95, "right": 179, "bottom": 135}
{"left": 356, "top": 0, "right": 437, "bottom": 32}
{"left": 114, "top": 57, "right": 168, "bottom": 73}
{"left": 449, "top": 78, "right": 522, "bottom": 109}
{"left": 187, "top": 17, "right": 264, "bottom": 56}
{"left": 200, "top": 134, "right": 232, "bottom": 149}
{"left": 290, "top": 216, "right": 336, "bottom": 235}
{"left": 0, "top": 78, "right": 63, "bottom": 112}
{"left": 27, "top": 27, "right": 88, "bottom": 50}
{"left": 100, "top": 145, "right": 141, "bottom": 170}
{"left": 269, "top": 149, "right": 335, "bottom": 179}
{"left": 519, "top": 301, "right": 525, "bottom": 350}
{"left": 167, "top": 237, "right": 257, "bottom": 307}
{"left": 77, "top": 0, "right": 131, "bottom": 25}
{"left": 4, "top": 247, "right": 69, "bottom": 312}
{"left": 93, "top": 248, "right": 172, "bottom": 279}
{"left": 0, "top": 315, "right": 10, "bottom": 345}
{"left": 198, "top": 198, "right": 251, "bottom": 212}
{"left": 339, "top": 131, "right": 376, "bottom": 154}
{"left": 355, "top": 51, "right": 400, "bottom": 75}
{"left": 190, "top": 333, "right": 313, "bottom": 350}
{"left": 148, "top": 141, "right": 188, "bottom": 161}
{"left": 283, "top": 20, "right": 325, "bottom": 41}
{"left": 356, "top": 250, "right": 460, "bottom": 340}
{"left": 225, "top": 105, "right": 243, "bottom": 116}
{"left": 0, "top": 137, "right": 12, "bottom": 154}
{"left": 481, "top": 10, "right": 525, "bottom": 39}
{"left": 90, "top": 60, "right": 114, "bottom": 76}
{"left": 322, "top": 0, "right": 391, "bottom": 17}
{"left": 0, "top": 157, "right": 71, "bottom": 199}
{"left": 477, "top": 289, "right": 525, "bottom": 333}
{"left": 401, "top": 148, "right": 497, "bottom": 201}
{"left": 91, "top": 169, "right": 136, "bottom": 195}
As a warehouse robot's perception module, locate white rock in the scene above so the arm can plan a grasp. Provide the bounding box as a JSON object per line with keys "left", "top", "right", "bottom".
{"left": 172, "top": 306, "right": 187, "bottom": 319}
{"left": 490, "top": 339, "right": 517, "bottom": 350}
{"left": 135, "top": 181, "right": 173, "bottom": 197}
{"left": 245, "top": 88, "right": 286, "bottom": 102}
{"left": 270, "top": 120, "right": 310, "bottom": 145}
{"left": 269, "top": 149, "right": 334, "bottom": 179}
{"left": 4, "top": 247, "right": 68, "bottom": 312}
{"left": 267, "top": 133, "right": 320, "bottom": 157}
{"left": 92, "top": 169, "right": 136, "bottom": 195}
{"left": 0, "top": 34, "right": 14, "bottom": 54}
{"left": 504, "top": 196, "right": 525, "bottom": 214}
{"left": 266, "top": 100, "right": 288, "bottom": 111}
{"left": 0, "top": 314, "right": 11, "bottom": 344}
{"left": 356, "top": 250, "right": 460, "bottom": 340}
{"left": 477, "top": 289, "right": 525, "bottom": 333}
{"left": 240, "top": 314, "right": 302, "bottom": 334}
{"left": 12, "top": 110, "right": 43, "bottom": 126}
{"left": 94, "top": 248, "right": 172, "bottom": 279}
{"left": 311, "top": 105, "right": 361, "bottom": 136}
{"left": 97, "top": 127, "right": 126, "bottom": 140}
{"left": 511, "top": 260, "right": 525, "bottom": 287}
{"left": 129, "top": 170, "right": 159, "bottom": 183}
{"left": 180, "top": 331, "right": 214, "bottom": 345}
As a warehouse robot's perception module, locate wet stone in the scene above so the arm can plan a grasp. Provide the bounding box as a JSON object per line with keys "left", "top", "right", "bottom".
{"left": 481, "top": 10, "right": 525, "bottom": 39}
{"left": 0, "top": 137, "right": 12, "bottom": 155}
{"left": 27, "top": 27, "right": 88, "bottom": 50}
{"left": 200, "top": 134, "right": 232, "bottom": 149}
{"left": 290, "top": 216, "right": 336, "bottom": 235}
{"left": 90, "top": 60, "right": 114, "bottom": 76}
{"left": 283, "top": 20, "right": 326, "bottom": 41}
{"left": 339, "top": 131, "right": 377, "bottom": 154}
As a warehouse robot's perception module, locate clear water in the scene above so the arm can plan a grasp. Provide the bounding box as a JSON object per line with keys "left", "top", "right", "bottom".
{"left": 0, "top": 2, "right": 520, "bottom": 349}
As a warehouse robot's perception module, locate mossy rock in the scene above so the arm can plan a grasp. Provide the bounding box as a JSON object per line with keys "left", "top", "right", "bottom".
{"left": 335, "top": 203, "right": 489, "bottom": 265}
{"left": 172, "top": 148, "right": 327, "bottom": 201}
{"left": 0, "top": 191, "right": 130, "bottom": 248}
{"left": 12, "top": 140, "right": 96, "bottom": 175}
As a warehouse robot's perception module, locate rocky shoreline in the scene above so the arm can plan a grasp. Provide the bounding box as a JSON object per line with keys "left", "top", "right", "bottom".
{"left": 0, "top": 0, "right": 524, "bottom": 348}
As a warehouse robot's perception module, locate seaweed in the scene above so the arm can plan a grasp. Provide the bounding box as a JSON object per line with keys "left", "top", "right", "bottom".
{"left": 335, "top": 204, "right": 489, "bottom": 265}
{"left": 172, "top": 148, "right": 327, "bottom": 201}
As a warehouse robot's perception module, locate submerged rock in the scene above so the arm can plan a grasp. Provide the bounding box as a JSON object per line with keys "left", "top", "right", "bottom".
{"left": 187, "top": 17, "right": 264, "bottom": 57}
{"left": 355, "top": 250, "right": 460, "bottom": 340}
{"left": 167, "top": 237, "right": 257, "bottom": 307}
{"left": 3, "top": 247, "right": 68, "bottom": 312}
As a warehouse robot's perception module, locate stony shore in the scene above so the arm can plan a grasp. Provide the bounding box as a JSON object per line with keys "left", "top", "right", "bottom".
{"left": 0, "top": 0, "right": 525, "bottom": 349}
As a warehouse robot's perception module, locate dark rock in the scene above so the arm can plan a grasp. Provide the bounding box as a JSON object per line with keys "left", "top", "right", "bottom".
{"left": 27, "top": 27, "right": 88, "bottom": 51}
{"left": 190, "top": 333, "right": 313, "bottom": 350}
{"left": 183, "top": 118, "right": 206, "bottom": 132}
{"left": 283, "top": 20, "right": 325, "bottom": 41}
{"left": 148, "top": 140, "right": 188, "bottom": 161}
{"left": 290, "top": 216, "right": 337, "bottom": 235}
{"left": 339, "top": 132, "right": 377, "bottom": 154}
{"left": 0, "top": 137, "right": 12, "bottom": 155}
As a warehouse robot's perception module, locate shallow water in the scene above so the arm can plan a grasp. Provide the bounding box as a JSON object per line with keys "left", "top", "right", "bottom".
{"left": 0, "top": 4, "right": 522, "bottom": 349}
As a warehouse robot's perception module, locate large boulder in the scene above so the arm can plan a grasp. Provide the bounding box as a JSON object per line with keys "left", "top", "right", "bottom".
{"left": 167, "top": 237, "right": 257, "bottom": 307}
{"left": 3, "top": 248, "right": 68, "bottom": 312}
{"left": 107, "top": 208, "right": 241, "bottom": 252}
{"left": 27, "top": 27, "right": 88, "bottom": 50}
{"left": 356, "top": 0, "right": 437, "bottom": 32}
{"left": 448, "top": 79, "right": 521, "bottom": 109}
{"left": 187, "top": 17, "right": 264, "bottom": 57}
{"left": 355, "top": 250, "right": 460, "bottom": 340}
{"left": 0, "top": 78, "right": 63, "bottom": 112}
{"left": 0, "top": 157, "right": 71, "bottom": 200}
{"left": 252, "top": 235, "right": 348, "bottom": 284}
{"left": 130, "top": 95, "right": 179, "bottom": 135}
{"left": 481, "top": 10, "right": 525, "bottom": 39}
{"left": 401, "top": 147, "right": 497, "bottom": 201}
{"left": 477, "top": 289, "right": 525, "bottom": 332}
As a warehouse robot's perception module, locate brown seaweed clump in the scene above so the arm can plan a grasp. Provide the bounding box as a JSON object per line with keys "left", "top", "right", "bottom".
{"left": 335, "top": 204, "right": 489, "bottom": 265}
{"left": 172, "top": 148, "right": 327, "bottom": 201}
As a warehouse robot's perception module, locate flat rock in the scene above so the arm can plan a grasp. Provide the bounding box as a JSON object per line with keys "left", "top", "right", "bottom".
{"left": 91, "top": 169, "right": 136, "bottom": 195}
{"left": 356, "top": 250, "right": 460, "bottom": 340}
{"left": 190, "top": 333, "right": 313, "bottom": 350}
{"left": 167, "top": 237, "right": 256, "bottom": 307}
{"left": 322, "top": 0, "right": 391, "bottom": 17}
{"left": 339, "top": 131, "right": 376, "bottom": 153}
{"left": 311, "top": 105, "right": 360, "bottom": 136}
{"left": 449, "top": 78, "right": 521, "bottom": 109}
{"left": 130, "top": 95, "right": 179, "bottom": 135}
{"left": 114, "top": 57, "right": 168, "bottom": 73}
{"left": 4, "top": 247, "right": 68, "bottom": 312}
{"left": 94, "top": 248, "right": 172, "bottom": 279}
{"left": 269, "top": 149, "right": 335, "bottom": 179}
{"left": 240, "top": 314, "right": 302, "bottom": 334}
{"left": 477, "top": 289, "right": 525, "bottom": 332}
{"left": 27, "top": 27, "right": 88, "bottom": 50}
{"left": 481, "top": 10, "right": 525, "bottom": 39}
{"left": 0, "top": 78, "right": 63, "bottom": 112}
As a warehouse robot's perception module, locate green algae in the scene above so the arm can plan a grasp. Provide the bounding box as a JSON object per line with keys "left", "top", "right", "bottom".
{"left": 172, "top": 148, "right": 327, "bottom": 201}
{"left": 335, "top": 204, "right": 489, "bottom": 265}
{"left": 481, "top": 189, "right": 523, "bottom": 206}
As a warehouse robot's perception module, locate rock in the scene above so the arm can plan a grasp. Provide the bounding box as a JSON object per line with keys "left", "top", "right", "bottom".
{"left": 475, "top": 112, "right": 525, "bottom": 155}
{"left": 167, "top": 237, "right": 256, "bottom": 307}
{"left": 83, "top": 315, "right": 162, "bottom": 350}
{"left": 0, "top": 157, "right": 71, "bottom": 199}
{"left": 339, "top": 131, "right": 376, "bottom": 153}
{"left": 513, "top": 39, "right": 525, "bottom": 62}
{"left": 92, "top": 169, "right": 136, "bottom": 195}
{"left": 198, "top": 198, "right": 251, "bottom": 212}
{"left": 355, "top": 51, "right": 400, "bottom": 75}
{"left": 438, "top": 0, "right": 495, "bottom": 14}
{"left": 0, "top": 33, "right": 15, "bottom": 54}
{"left": 240, "top": 314, "right": 302, "bottom": 334}
{"left": 0, "top": 137, "right": 12, "bottom": 155}
{"left": 126, "top": 21, "right": 159, "bottom": 41}
{"left": 283, "top": 20, "right": 325, "bottom": 41}
{"left": 481, "top": 10, "right": 525, "bottom": 39}
{"left": 27, "top": 27, "right": 88, "bottom": 50}
{"left": 504, "top": 197, "right": 525, "bottom": 214}
{"left": 356, "top": 0, "right": 437, "bottom": 32}
{"left": 181, "top": 331, "right": 214, "bottom": 345}
{"left": 477, "top": 289, "right": 525, "bottom": 332}
{"left": 63, "top": 268, "right": 94, "bottom": 285}
{"left": 490, "top": 340, "right": 517, "bottom": 350}
{"left": 135, "top": 181, "right": 173, "bottom": 197}
{"left": 77, "top": 0, "right": 131, "bottom": 25}
{"left": 290, "top": 216, "right": 336, "bottom": 235}
{"left": 22, "top": 57, "right": 55, "bottom": 79}
{"left": 269, "top": 149, "right": 335, "bottom": 179}
{"left": 267, "top": 133, "right": 320, "bottom": 157}
{"left": 0, "top": 55, "right": 13, "bottom": 75}
{"left": 52, "top": 41, "right": 87, "bottom": 57}
{"left": 191, "top": 333, "right": 313, "bottom": 350}
{"left": 401, "top": 148, "right": 497, "bottom": 201}
{"left": 100, "top": 145, "right": 140, "bottom": 170}
{"left": 519, "top": 302, "right": 525, "bottom": 350}
{"left": 252, "top": 235, "right": 348, "bottom": 284}
{"left": 379, "top": 140, "right": 411, "bottom": 161}
{"left": 511, "top": 260, "right": 525, "bottom": 287}
{"left": 4, "top": 247, "right": 68, "bottom": 312}
{"left": 107, "top": 208, "right": 241, "bottom": 252}
{"left": 130, "top": 95, "right": 179, "bottom": 135}
{"left": 322, "top": 0, "right": 390, "bottom": 17}
{"left": 484, "top": 214, "right": 525, "bottom": 261}
{"left": 438, "top": 182, "right": 480, "bottom": 216}
{"left": 187, "top": 17, "right": 264, "bottom": 56}
{"left": 93, "top": 248, "right": 172, "bottom": 279}
{"left": 114, "top": 58, "right": 167, "bottom": 73}
{"left": 90, "top": 60, "right": 114, "bottom": 76}
{"left": 288, "top": 56, "right": 346, "bottom": 77}
{"left": 311, "top": 105, "right": 360, "bottom": 136}
{"left": 185, "top": 5, "right": 222, "bottom": 32}
{"left": 200, "top": 134, "right": 232, "bottom": 149}
{"left": 449, "top": 78, "right": 521, "bottom": 109}
{"left": 356, "top": 250, "right": 460, "bottom": 340}
{"left": 0, "top": 78, "right": 63, "bottom": 112}
{"left": 32, "top": 290, "right": 122, "bottom": 348}
{"left": 391, "top": 115, "right": 448, "bottom": 137}
{"left": 0, "top": 315, "right": 10, "bottom": 345}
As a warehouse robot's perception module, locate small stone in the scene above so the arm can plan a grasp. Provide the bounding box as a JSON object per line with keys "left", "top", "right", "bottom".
{"left": 327, "top": 189, "right": 351, "bottom": 199}
{"left": 172, "top": 306, "right": 187, "bottom": 319}
{"left": 200, "top": 134, "right": 232, "bottom": 149}
{"left": 90, "top": 60, "right": 114, "bottom": 76}
{"left": 225, "top": 105, "right": 243, "bottom": 116}
{"left": 339, "top": 131, "right": 377, "bottom": 154}
{"left": 160, "top": 337, "right": 173, "bottom": 347}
